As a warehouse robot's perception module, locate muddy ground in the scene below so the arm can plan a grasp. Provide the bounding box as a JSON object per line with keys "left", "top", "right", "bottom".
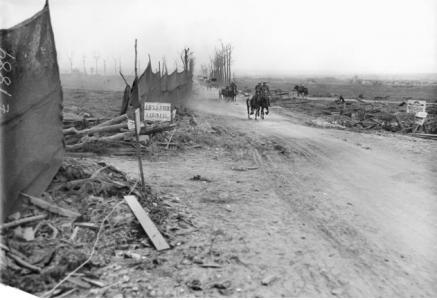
{"left": 80, "top": 84, "right": 437, "bottom": 296}
{"left": 4, "top": 83, "right": 436, "bottom": 297}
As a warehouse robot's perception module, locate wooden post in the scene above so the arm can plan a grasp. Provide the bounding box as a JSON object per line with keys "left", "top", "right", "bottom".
{"left": 134, "top": 39, "right": 146, "bottom": 190}
{"left": 135, "top": 40, "right": 138, "bottom": 77}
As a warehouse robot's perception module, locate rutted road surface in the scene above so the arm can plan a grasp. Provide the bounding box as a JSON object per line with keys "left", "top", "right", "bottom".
{"left": 109, "top": 88, "right": 437, "bottom": 297}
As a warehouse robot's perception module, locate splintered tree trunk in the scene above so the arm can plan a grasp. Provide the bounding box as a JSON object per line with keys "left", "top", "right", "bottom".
{"left": 228, "top": 49, "right": 231, "bottom": 82}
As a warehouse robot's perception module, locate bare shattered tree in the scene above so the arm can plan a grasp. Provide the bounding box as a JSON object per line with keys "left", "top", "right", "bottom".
{"left": 180, "top": 48, "right": 195, "bottom": 73}
{"left": 208, "top": 41, "right": 233, "bottom": 85}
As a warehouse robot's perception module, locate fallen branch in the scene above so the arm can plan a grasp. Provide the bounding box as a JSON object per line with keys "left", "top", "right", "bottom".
{"left": 0, "top": 214, "right": 46, "bottom": 230}
{"left": 7, "top": 252, "right": 42, "bottom": 273}
{"left": 66, "top": 123, "right": 175, "bottom": 151}
{"left": 22, "top": 193, "right": 81, "bottom": 218}
{"left": 94, "top": 114, "right": 128, "bottom": 128}
{"left": 63, "top": 123, "right": 127, "bottom": 137}
{"left": 66, "top": 132, "right": 134, "bottom": 151}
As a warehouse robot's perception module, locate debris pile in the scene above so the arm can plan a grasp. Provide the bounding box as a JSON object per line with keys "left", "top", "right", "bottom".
{"left": 63, "top": 107, "right": 252, "bottom": 156}
{"left": 0, "top": 157, "right": 190, "bottom": 297}
{"left": 307, "top": 100, "right": 437, "bottom": 134}
{"left": 63, "top": 114, "right": 176, "bottom": 155}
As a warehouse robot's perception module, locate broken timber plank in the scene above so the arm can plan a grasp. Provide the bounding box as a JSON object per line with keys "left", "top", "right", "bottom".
{"left": 22, "top": 193, "right": 81, "bottom": 218}
{"left": 0, "top": 214, "right": 46, "bottom": 230}
{"left": 124, "top": 195, "right": 170, "bottom": 251}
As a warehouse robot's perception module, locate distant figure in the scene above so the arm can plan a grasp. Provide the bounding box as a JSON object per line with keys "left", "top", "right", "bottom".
{"left": 293, "top": 85, "right": 308, "bottom": 98}
{"left": 339, "top": 95, "right": 345, "bottom": 103}
{"left": 219, "top": 82, "right": 238, "bottom": 102}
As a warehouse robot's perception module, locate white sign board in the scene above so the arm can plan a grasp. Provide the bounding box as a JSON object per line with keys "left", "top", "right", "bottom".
{"left": 127, "top": 119, "right": 144, "bottom": 131}
{"left": 415, "top": 112, "right": 428, "bottom": 126}
{"left": 144, "top": 102, "right": 172, "bottom": 122}
{"left": 407, "top": 100, "right": 426, "bottom": 114}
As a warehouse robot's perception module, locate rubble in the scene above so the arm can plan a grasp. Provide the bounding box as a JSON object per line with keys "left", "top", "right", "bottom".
{"left": 0, "top": 156, "right": 193, "bottom": 296}
{"left": 300, "top": 100, "right": 437, "bottom": 134}
{"left": 63, "top": 113, "right": 177, "bottom": 155}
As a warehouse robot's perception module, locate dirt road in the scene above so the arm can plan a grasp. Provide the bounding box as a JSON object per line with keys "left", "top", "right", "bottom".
{"left": 106, "top": 86, "right": 437, "bottom": 297}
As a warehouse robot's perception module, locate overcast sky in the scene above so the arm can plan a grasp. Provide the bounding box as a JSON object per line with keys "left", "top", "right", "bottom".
{"left": 1, "top": 0, "right": 436, "bottom": 76}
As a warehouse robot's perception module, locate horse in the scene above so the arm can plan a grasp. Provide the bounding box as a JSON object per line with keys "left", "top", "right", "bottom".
{"left": 246, "top": 94, "right": 270, "bottom": 120}
{"left": 206, "top": 78, "right": 218, "bottom": 90}
{"left": 293, "top": 85, "right": 308, "bottom": 98}
{"left": 219, "top": 85, "right": 237, "bottom": 102}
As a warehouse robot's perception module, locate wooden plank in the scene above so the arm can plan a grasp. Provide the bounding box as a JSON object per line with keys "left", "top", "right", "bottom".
{"left": 22, "top": 193, "right": 81, "bottom": 218}
{"left": 124, "top": 195, "right": 169, "bottom": 251}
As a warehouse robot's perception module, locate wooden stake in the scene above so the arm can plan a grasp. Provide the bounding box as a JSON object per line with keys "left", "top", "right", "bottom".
{"left": 135, "top": 40, "right": 138, "bottom": 78}
{"left": 134, "top": 109, "right": 146, "bottom": 190}
{"left": 134, "top": 39, "right": 146, "bottom": 191}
